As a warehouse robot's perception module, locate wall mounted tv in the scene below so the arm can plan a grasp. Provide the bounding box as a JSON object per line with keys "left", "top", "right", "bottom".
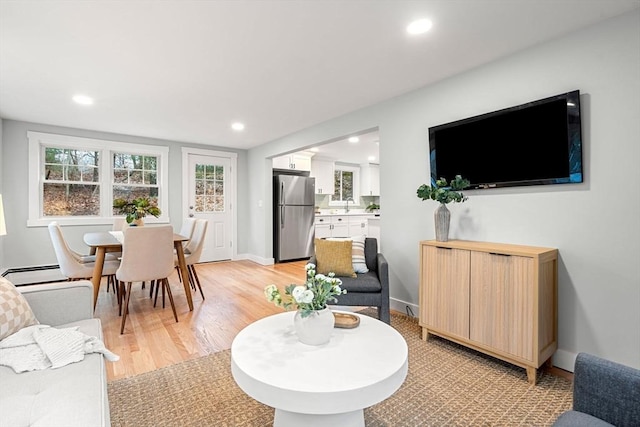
{"left": 429, "top": 90, "right": 583, "bottom": 190}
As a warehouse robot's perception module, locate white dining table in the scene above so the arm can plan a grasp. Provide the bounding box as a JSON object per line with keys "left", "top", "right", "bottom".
{"left": 83, "top": 230, "right": 193, "bottom": 311}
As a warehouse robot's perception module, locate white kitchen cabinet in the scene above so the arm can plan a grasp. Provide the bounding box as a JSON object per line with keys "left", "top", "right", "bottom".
{"left": 310, "top": 160, "right": 335, "bottom": 195}
{"left": 360, "top": 163, "right": 380, "bottom": 196}
{"left": 314, "top": 215, "right": 374, "bottom": 238}
{"left": 347, "top": 215, "right": 369, "bottom": 236}
{"left": 314, "top": 222, "right": 331, "bottom": 239}
{"left": 273, "top": 152, "right": 313, "bottom": 171}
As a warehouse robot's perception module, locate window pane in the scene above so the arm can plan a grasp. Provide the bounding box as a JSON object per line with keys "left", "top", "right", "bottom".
{"left": 195, "top": 179, "right": 205, "bottom": 195}
{"left": 215, "top": 166, "right": 224, "bottom": 180}
{"left": 206, "top": 181, "right": 215, "bottom": 196}
{"left": 195, "top": 195, "right": 204, "bottom": 212}
{"left": 45, "top": 149, "right": 99, "bottom": 183}
{"left": 112, "top": 152, "right": 160, "bottom": 209}
{"left": 129, "top": 170, "right": 143, "bottom": 184}
{"left": 143, "top": 156, "right": 157, "bottom": 171}
{"left": 343, "top": 171, "right": 354, "bottom": 199}
{"left": 43, "top": 183, "right": 100, "bottom": 216}
{"left": 144, "top": 171, "right": 157, "bottom": 185}
{"left": 195, "top": 164, "right": 204, "bottom": 179}
{"left": 205, "top": 165, "right": 215, "bottom": 180}
{"left": 114, "top": 169, "right": 128, "bottom": 183}
{"left": 45, "top": 164, "right": 63, "bottom": 180}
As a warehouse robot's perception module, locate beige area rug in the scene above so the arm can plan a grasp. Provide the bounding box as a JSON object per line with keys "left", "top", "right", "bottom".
{"left": 108, "top": 311, "right": 572, "bottom": 426}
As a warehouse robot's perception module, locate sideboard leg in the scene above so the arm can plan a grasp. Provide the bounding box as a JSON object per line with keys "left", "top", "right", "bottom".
{"left": 526, "top": 367, "right": 537, "bottom": 385}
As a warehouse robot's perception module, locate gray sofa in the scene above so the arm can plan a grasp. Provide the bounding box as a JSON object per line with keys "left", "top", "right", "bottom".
{"left": 311, "top": 237, "right": 390, "bottom": 324}
{"left": 0, "top": 281, "right": 111, "bottom": 427}
{"left": 553, "top": 352, "right": 640, "bottom": 427}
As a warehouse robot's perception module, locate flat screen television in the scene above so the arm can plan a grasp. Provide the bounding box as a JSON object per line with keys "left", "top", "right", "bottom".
{"left": 429, "top": 90, "right": 583, "bottom": 190}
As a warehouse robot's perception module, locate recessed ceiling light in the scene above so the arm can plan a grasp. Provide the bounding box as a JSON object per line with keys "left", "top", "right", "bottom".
{"left": 348, "top": 137, "right": 359, "bottom": 143}
{"left": 310, "top": 147, "right": 319, "bottom": 152}
{"left": 72, "top": 94, "right": 94, "bottom": 105}
{"left": 407, "top": 18, "right": 433, "bottom": 35}
{"left": 231, "top": 122, "right": 245, "bottom": 131}
{"left": 368, "top": 156, "right": 376, "bottom": 162}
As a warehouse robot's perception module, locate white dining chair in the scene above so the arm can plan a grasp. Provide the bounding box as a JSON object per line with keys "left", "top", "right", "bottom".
{"left": 176, "top": 218, "right": 208, "bottom": 300}
{"left": 112, "top": 217, "right": 128, "bottom": 232}
{"left": 48, "top": 221, "right": 120, "bottom": 282}
{"left": 179, "top": 218, "right": 197, "bottom": 251}
{"left": 116, "top": 224, "right": 178, "bottom": 334}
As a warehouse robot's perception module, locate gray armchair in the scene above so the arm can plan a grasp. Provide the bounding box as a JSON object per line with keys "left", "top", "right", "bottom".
{"left": 553, "top": 352, "right": 640, "bottom": 427}
{"left": 310, "top": 237, "right": 390, "bottom": 324}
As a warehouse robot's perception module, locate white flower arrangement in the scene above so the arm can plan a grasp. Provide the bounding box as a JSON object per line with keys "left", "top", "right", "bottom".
{"left": 264, "top": 263, "right": 346, "bottom": 318}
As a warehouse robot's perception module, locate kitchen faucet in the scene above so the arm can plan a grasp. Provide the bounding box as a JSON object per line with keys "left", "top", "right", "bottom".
{"left": 345, "top": 197, "right": 354, "bottom": 213}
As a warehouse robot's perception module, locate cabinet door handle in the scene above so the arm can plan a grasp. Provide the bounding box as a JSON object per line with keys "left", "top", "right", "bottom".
{"left": 490, "top": 252, "right": 511, "bottom": 257}
{"left": 435, "top": 246, "right": 452, "bottom": 250}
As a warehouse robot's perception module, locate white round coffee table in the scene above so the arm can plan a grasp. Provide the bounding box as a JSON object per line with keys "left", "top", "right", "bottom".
{"left": 231, "top": 310, "right": 408, "bottom": 427}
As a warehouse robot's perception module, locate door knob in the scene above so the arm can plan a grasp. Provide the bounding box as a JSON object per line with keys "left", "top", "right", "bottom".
{"left": 189, "top": 214, "right": 194, "bottom": 217}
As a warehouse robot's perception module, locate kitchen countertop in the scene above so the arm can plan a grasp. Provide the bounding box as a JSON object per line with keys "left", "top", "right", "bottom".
{"left": 315, "top": 212, "right": 379, "bottom": 217}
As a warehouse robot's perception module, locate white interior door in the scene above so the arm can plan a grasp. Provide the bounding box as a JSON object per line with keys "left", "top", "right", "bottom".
{"left": 187, "top": 153, "right": 232, "bottom": 262}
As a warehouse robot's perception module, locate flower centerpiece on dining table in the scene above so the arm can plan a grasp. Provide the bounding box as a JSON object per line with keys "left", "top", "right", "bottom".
{"left": 264, "top": 263, "right": 346, "bottom": 345}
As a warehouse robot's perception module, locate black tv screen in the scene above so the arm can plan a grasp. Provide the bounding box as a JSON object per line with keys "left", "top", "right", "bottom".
{"left": 429, "top": 90, "right": 583, "bottom": 190}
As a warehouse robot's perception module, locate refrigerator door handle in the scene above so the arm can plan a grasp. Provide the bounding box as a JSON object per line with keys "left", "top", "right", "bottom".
{"left": 281, "top": 205, "right": 285, "bottom": 227}
{"left": 280, "top": 182, "right": 285, "bottom": 206}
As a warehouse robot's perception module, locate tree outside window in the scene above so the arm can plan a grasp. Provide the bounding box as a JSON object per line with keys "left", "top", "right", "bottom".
{"left": 112, "top": 153, "right": 159, "bottom": 215}
{"left": 43, "top": 148, "right": 100, "bottom": 216}
{"left": 333, "top": 169, "right": 354, "bottom": 202}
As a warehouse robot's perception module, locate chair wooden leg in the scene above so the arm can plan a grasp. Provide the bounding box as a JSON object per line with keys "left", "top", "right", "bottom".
{"left": 149, "top": 279, "right": 157, "bottom": 298}
{"left": 161, "top": 280, "right": 166, "bottom": 308}
{"left": 175, "top": 266, "right": 182, "bottom": 283}
{"left": 118, "top": 281, "right": 125, "bottom": 316}
{"left": 190, "top": 265, "right": 205, "bottom": 300}
{"left": 163, "top": 278, "right": 178, "bottom": 323}
{"left": 153, "top": 280, "right": 160, "bottom": 307}
{"left": 120, "top": 282, "right": 133, "bottom": 334}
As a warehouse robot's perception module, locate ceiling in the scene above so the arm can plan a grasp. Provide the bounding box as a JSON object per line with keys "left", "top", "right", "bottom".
{"left": 1, "top": 1, "right": 638, "bottom": 152}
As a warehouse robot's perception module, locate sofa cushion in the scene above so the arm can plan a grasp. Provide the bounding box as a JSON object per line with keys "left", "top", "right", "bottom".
{"left": 314, "top": 238, "right": 356, "bottom": 277}
{"left": 0, "top": 277, "right": 39, "bottom": 340}
{"left": 338, "top": 271, "right": 383, "bottom": 293}
{"left": 553, "top": 410, "right": 615, "bottom": 427}
{"left": 0, "top": 318, "right": 110, "bottom": 427}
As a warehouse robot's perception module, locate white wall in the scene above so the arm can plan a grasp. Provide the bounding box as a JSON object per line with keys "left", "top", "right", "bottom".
{"left": 0, "top": 120, "right": 250, "bottom": 269}
{"left": 246, "top": 10, "right": 640, "bottom": 370}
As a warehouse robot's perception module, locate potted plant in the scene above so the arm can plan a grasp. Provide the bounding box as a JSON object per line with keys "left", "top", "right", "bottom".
{"left": 416, "top": 175, "right": 470, "bottom": 242}
{"left": 264, "top": 263, "right": 346, "bottom": 345}
{"left": 113, "top": 197, "right": 161, "bottom": 226}
{"left": 365, "top": 203, "right": 380, "bottom": 213}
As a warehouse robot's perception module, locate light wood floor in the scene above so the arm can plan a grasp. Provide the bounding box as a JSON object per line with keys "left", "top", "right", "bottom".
{"left": 95, "top": 259, "right": 308, "bottom": 381}
{"left": 95, "top": 259, "right": 573, "bottom": 382}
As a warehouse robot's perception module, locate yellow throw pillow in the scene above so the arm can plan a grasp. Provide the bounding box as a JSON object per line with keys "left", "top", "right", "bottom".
{"left": 314, "top": 239, "right": 356, "bottom": 278}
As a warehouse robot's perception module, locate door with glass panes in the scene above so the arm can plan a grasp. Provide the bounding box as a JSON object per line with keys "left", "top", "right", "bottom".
{"left": 187, "top": 154, "right": 232, "bottom": 261}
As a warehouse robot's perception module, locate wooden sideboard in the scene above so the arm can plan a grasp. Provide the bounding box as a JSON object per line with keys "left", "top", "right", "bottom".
{"left": 418, "top": 240, "right": 558, "bottom": 384}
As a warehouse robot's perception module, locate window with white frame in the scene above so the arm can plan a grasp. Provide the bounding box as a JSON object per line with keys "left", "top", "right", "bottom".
{"left": 28, "top": 131, "right": 169, "bottom": 226}
{"left": 330, "top": 164, "right": 360, "bottom": 205}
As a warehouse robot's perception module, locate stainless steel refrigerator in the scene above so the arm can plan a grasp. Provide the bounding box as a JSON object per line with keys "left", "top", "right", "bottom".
{"left": 274, "top": 174, "right": 315, "bottom": 262}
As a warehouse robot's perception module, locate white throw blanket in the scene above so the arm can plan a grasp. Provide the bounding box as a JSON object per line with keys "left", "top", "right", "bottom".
{"left": 0, "top": 325, "right": 119, "bottom": 373}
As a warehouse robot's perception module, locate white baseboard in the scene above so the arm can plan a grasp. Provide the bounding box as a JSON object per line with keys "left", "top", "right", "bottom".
{"left": 235, "top": 253, "right": 274, "bottom": 265}
{"left": 3, "top": 266, "right": 66, "bottom": 285}
{"left": 390, "top": 297, "right": 419, "bottom": 317}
